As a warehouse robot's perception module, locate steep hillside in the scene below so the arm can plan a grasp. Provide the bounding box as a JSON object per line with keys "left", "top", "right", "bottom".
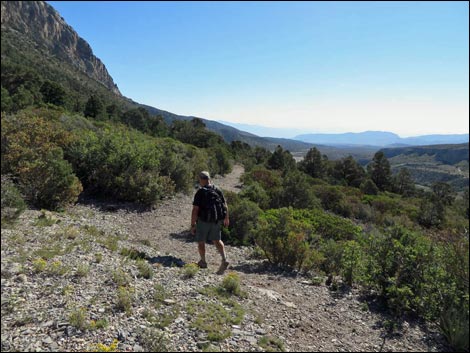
{"left": 1, "top": 1, "right": 120, "bottom": 95}
{"left": 1, "top": 0, "right": 316, "bottom": 153}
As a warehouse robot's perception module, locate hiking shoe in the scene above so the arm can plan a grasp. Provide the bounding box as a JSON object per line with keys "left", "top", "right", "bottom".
{"left": 197, "top": 260, "right": 208, "bottom": 269}
{"left": 216, "top": 261, "right": 229, "bottom": 275}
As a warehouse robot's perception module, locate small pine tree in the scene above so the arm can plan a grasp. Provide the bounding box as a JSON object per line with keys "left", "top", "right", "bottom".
{"left": 368, "top": 151, "right": 392, "bottom": 191}
{"left": 84, "top": 95, "right": 105, "bottom": 119}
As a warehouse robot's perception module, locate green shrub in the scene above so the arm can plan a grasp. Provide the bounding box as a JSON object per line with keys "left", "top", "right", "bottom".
{"left": 258, "top": 335, "right": 285, "bottom": 352}
{"left": 116, "top": 286, "right": 133, "bottom": 315}
{"left": 140, "top": 327, "right": 168, "bottom": 352}
{"left": 76, "top": 263, "right": 90, "bottom": 277}
{"left": 360, "top": 179, "right": 379, "bottom": 195}
{"left": 275, "top": 171, "right": 320, "bottom": 209}
{"left": 341, "top": 240, "right": 364, "bottom": 286}
{"left": 1, "top": 110, "right": 82, "bottom": 210}
{"left": 293, "top": 208, "right": 362, "bottom": 241}
{"left": 440, "top": 306, "right": 469, "bottom": 352}
{"left": 32, "top": 258, "right": 47, "bottom": 273}
{"left": 137, "top": 259, "right": 153, "bottom": 279}
{"left": 222, "top": 272, "right": 241, "bottom": 295}
{"left": 1, "top": 175, "right": 26, "bottom": 222}
{"left": 241, "top": 167, "right": 282, "bottom": 191}
{"left": 18, "top": 148, "right": 82, "bottom": 209}
{"left": 112, "top": 268, "right": 131, "bottom": 287}
{"left": 208, "top": 145, "right": 233, "bottom": 176}
{"left": 319, "top": 239, "right": 344, "bottom": 277}
{"left": 65, "top": 127, "right": 170, "bottom": 205}
{"left": 253, "top": 208, "right": 318, "bottom": 271}
{"left": 223, "top": 198, "right": 262, "bottom": 245}
{"left": 69, "top": 307, "right": 88, "bottom": 330}
{"left": 239, "top": 182, "right": 270, "bottom": 209}
{"left": 181, "top": 263, "right": 199, "bottom": 278}
{"left": 188, "top": 300, "right": 244, "bottom": 342}
{"left": 313, "top": 185, "right": 352, "bottom": 217}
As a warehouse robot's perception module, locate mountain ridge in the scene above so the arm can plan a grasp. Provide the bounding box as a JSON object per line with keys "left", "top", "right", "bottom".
{"left": 295, "top": 130, "right": 469, "bottom": 147}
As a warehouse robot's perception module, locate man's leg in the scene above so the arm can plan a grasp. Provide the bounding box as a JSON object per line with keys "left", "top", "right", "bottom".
{"left": 212, "top": 240, "right": 227, "bottom": 262}
{"left": 198, "top": 241, "right": 207, "bottom": 267}
{"left": 213, "top": 240, "right": 229, "bottom": 274}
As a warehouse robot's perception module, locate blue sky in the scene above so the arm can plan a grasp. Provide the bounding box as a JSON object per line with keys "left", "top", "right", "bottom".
{"left": 48, "top": 1, "right": 469, "bottom": 137}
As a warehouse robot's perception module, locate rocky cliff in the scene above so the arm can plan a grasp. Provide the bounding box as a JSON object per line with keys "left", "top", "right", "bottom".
{"left": 1, "top": 1, "right": 121, "bottom": 95}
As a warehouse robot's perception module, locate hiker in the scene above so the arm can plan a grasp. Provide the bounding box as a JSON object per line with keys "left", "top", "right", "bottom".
{"left": 191, "top": 171, "right": 230, "bottom": 274}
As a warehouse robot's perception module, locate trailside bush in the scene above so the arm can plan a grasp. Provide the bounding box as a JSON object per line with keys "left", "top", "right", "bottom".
{"left": 1, "top": 110, "right": 82, "bottom": 209}
{"left": 292, "top": 209, "right": 362, "bottom": 242}
{"left": 223, "top": 198, "right": 261, "bottom": 245}
{"left": 241, "top": 166, "right": 282, "bottom": 191}
{"left": 253, "top": 208, "right": 320, "bottom": 271}
{"left": 65, "top": 127, "right": 169, "bottom": 205}
{"left": 239, "top": 182, "right": 270, "bottom": 210}
{"left": 1, "top": 175, "right": 26, "bottom": 222}
{"left": 355, "top": 225, "right": 469, "bottom": 330}
{"left": 157, "top": 138, "right": 199, "bottom": 193}
{"left": 208, "top": 145, "right": 233, "bottom": 176}
{"left": 18, "top": 148, "right": 82, "bottom": 209}
{"left": 274, "top": 171, "right": 320, "bottom": 209}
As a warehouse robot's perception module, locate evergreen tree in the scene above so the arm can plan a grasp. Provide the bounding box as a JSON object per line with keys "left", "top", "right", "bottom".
{"left": 368, "top": 151, "right": 392, "bottom": 191}
{"left": 299, "top": 147, "right": 326, "bottom": 179}
{"left": 267, "top": 145, "right": 296, "bottom": 173}
{"left": 392, "top": 168, "right": 415, "bottom": 196}
{"left": 121, "top": 107, "right": 150, "bottom": 131}
{"left": 360, "top": 178, "right": 379, "bottom": 195}
{"left": 12, "top": 85, "right": 34, "bottom": 111}
{"left": 431, "top": 182, "right": 454, "bottom": 206}
{"left": 106, "top": 103, "right": 122, "bottom": 121}
{"left": 147, "top": 115, "right": 168, "bottom": 137}
{"left": 40, "top": 80, "right": 67, "bottom": 106}
{"left": 84, "top": 95, "right": 105, "bottom": 119}
{"left": 1, "top": 87, "right": 13, "bottom": 112}
{"left": 333, "top": 156, "right": 365, "bottom": 187}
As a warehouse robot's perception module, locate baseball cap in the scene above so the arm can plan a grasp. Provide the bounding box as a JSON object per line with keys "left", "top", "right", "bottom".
{"left": 199, "top": 171, "right": 210, "bottom": 179}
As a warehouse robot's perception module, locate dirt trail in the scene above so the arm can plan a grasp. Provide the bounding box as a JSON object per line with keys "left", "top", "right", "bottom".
{"left": 113, "top": 164, "right": 246, "bottom": 269}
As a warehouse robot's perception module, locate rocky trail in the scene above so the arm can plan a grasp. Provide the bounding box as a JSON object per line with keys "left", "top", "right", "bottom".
{"left": 1, "top": 165, "right": 448, "bottom": 352}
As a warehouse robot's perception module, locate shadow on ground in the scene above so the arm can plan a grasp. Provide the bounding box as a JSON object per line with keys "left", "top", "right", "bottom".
{"left": 77, "top": 194, "right": 154, "bottom": 213}
{"left": 147, "top": 255, "right": 186, "bottom": 267}
{"left": 170, "top": 231, "right": 194, "bottom": 243}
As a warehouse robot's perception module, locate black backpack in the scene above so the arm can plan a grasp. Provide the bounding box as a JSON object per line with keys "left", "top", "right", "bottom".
{"left": 199, "top": 185, "right": 227, "bottom": 223}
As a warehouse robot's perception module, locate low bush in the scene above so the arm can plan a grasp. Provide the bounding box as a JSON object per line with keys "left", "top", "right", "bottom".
{"left": 1, "top": 175, "right": 26, "bottom": 223}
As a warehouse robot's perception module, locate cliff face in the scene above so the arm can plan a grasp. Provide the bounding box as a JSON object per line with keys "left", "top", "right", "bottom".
{"left": 1, "top": 1, "right": 121, "bottom": 95}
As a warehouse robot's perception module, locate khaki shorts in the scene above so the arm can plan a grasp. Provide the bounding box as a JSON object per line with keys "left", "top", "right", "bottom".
{"left": 195, "top": 220, "right": 221, "bottom": 242}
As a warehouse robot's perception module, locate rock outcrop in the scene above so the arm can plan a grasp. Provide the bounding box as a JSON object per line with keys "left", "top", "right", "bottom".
{"left": 1, "top": 1, "right": 121, "bottom": 95}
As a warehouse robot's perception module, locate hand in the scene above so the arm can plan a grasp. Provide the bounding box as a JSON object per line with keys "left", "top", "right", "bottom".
{"left": 191, "top": 225, "right": 196, "bottom": 235}
{"left": 223, "top": 217, "right": 230, "bottom": 227}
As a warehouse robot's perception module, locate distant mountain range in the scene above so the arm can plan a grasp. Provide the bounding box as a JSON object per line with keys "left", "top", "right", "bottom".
{"left": 294, "top": 131, "right": 469, "bottom": 147}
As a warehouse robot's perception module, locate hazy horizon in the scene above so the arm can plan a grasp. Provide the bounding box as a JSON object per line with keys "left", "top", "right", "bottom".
{"left": 217, "top": 120, "right": 470, "bottom": 139}
{"left": 48, "top": 1, "right": 469, "bottom": 136}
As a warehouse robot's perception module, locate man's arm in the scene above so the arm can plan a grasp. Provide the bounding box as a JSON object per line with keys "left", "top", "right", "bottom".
{"left": 191, "top": 205, "right": 199, "bottom": 235}
{"left": 216, "top": 187, "right": 230, "bottom": 227}
{"left": 223, "top": 202, "right": 230, "bottom": 227}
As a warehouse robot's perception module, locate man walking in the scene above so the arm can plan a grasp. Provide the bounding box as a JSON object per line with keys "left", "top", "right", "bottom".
{"left": 191, "top": 171, "right": 230, "bottom": 274}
